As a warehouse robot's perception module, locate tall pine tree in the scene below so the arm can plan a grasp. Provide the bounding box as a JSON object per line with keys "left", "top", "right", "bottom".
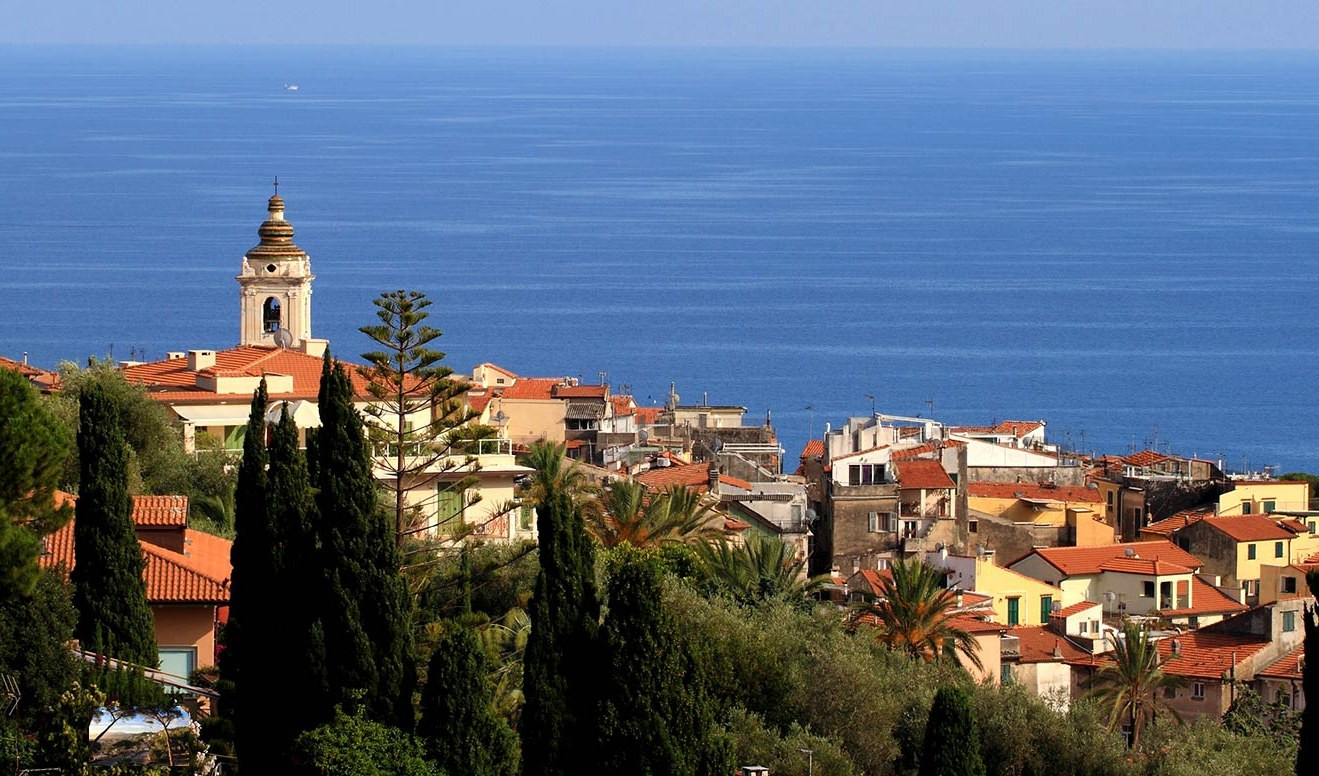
{"left": 71, "top": 381, "right": 156, "bottom": 665}
{"left": 221, "top": 381, "right": 270, "bottom": 760}
{"left": 919, "top": 686, "right": 986, "bottom": 776}
{"left": 520, "top": 442, "right": 600, "bottom": 776}
{"left": 312, "top": 352, "right": 415, "bottom": 728}
{"left": 419, "top": 624, "right": 517, "bottom": 776}
{"left": 595, "top": 546, "right": 732, "bottom": 776}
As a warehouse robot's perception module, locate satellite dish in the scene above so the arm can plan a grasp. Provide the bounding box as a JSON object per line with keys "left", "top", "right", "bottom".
{"left": 273, "top": 328, "right": 294, "bottom": 348}
{"left": 639, "top": 429, "right": 649, "bottom": 444}
{"left": 709, "top": 437, "right": 725, "bottom": 454}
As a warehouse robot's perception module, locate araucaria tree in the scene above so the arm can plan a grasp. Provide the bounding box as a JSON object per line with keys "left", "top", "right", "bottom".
{"left": 919, "top": 686, "right": 985, "bottom": 776}
{"left": 313, "top": 352, "right": 415, "bottom": 728}
{"left": 72, "top": 381, "right": 156, "bottom": 665}
{"left": 419, "top": 624, "right": 517, "bottom": 776}
{"left": 596, "top": 546, "right": 733, "bottom": 776}
{"left": 520, "top": 441, "right": 601, "bottom": 776}
{"left": 359, "top": 289, "right": 475, "bottom": 543}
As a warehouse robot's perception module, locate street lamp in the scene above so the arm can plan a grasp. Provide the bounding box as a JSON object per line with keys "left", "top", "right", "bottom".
{"left": 798, "top": 748, "right": 814, "bottom": 776}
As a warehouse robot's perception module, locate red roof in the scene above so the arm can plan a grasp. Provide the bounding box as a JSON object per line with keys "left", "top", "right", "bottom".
{"left": 1010, "top": 625, "right": 1090, "bottom": 663}
{"left": 468, "top": 390, "right": 496, "bottom": 414}
{"left": 1257, "top": 647, "right": 1304, "bottom": 680}
{"left": 553, "top": 384, "right": 607, "bottom": 399}
{"left": 1141, "top": 508, "right": 1214, "bottom": 538}
{"left": 498, "top": 378, "right": 563, "bottom": 400}
{"left": 890, "top": 440, "right": 964, "bottom": 461}
{"left": 1200, "top": 515, "right": 1295, "bottom": 543}
{"left": 951, "top": 616, "right": 1008, "bottom": 635}
{"left": 1154, "top": 577, "right": 1247, "bottom": 617}
{"left": 609, "top": 395, "right": 636, "bottom": 417}
{"left": 1051, "top": 601, "right": 1102, "bottom": 618}
{"left": 0, "top": 355, "right": 61, "bottom": 391}
{"left": 1020, "top": 541, "right": 1203, "bottom": 577}
{"left": 1279, "top": 518, "right": 1310, "bottom": 534}
{"left": 968, "top": 482, "right": 1103, "bottom": 504}
{"left": 1124, "top": 450, "right": 1170, "bottom": 468}
{"left": 122, "top": 346, "right": 369, "bottom": 402}
{"left": 800, "top": 439, "right": 824, "bottom": 459}
{"left": 831, "top": 444, "right": 890, "bottom": 463}
{"left": 895, "top": 459, "right": 955, "bottom": 490}
{"left": 992, "top": 420, "right": 1044, "bottom": 437}
{"left": 40, "top": 521, "right": 231, "bottom": 605}
{"left": 1153, "top": 632, "right": 1270, "bottom": 679}
{"left": 633, "top": 462, "right": 751, "bottom": 493}
{"left": 1097, "top": 557, "right": 1193, "bottom": 576}
{"left": 130, "top": 495, "right": 189, "bottom": 528}
{"left": 633, "top": 407, "right": 664, "bottom": 426}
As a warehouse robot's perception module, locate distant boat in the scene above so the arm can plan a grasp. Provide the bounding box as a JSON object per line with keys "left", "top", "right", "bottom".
{"left": 284, "top": 84, "right": 299, "bottom": 91}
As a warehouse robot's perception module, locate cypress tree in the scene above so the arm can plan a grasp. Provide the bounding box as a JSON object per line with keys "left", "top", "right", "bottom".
{"left": 919, "top": 686, "right": 986, "bottom": 776}
{"left": 418, "top": 624, "right": 517, "bottom": 776}
{"left": 520, "top": 444, "right": 600, "bottom": 776}
{"left": 221, "top": 381, "right": 271, "bottom": 760}
{"left": 596, "top": 546, "right": 732, "bottom": 776}
{"left": 312, "top": 352, "right": 415, "bottom": 727}
{"left": 71, "top": 381, "right": 156, "bottom": 665}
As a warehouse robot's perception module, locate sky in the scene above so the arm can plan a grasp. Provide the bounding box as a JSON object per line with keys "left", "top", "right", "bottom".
{"left": 6, "top": 1, "right": 1319, "bottom": 48}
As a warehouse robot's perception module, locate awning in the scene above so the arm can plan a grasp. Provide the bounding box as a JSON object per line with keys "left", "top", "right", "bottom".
{"left": 1019, "top": 496, "right": 1063, "bottom": 506}
{"left": 267, "top": 399, "right": 322, "bottom": 428}
{"left": 171, "top": 403, "right": 255, "bottom": 426}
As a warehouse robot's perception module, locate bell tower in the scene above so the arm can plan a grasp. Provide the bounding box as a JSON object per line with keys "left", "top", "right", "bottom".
{"left": 236, "top": 181, "right": 316, "bottom": 349}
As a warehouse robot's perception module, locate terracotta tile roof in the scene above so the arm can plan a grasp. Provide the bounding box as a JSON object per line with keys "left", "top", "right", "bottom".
{"left": 1051, "top": 601, "right": 1101, "bottom": 618}
{"left": 800, "top": 439, "right": 824, "bottom": 459}
{"left": 1153, "top": 632, "right": 1270, "bottom": 679}
{"left": 468, "top": 390, "right": 496, "bottom": 414}
{"left": 1097, "top": 557, "right": 1193, "bottom": 576}
{"left": 853, "top": 568, "right": 892, "bottom": 594}
{"left": 1154, "top": 577, "right": 1247, "bottom": 617}
{"left": 1021, "top": 541, "right": 1203, "bottom": 577}
{"left": 553, "top": 384, "right": 607, "bottom": 399}
{"left": 1141, "top": 508, "right": 1214, "bottom": 538}
{"left": 633, "top": 407, "right": 664, "bottom": 426}
{"left": 609, "top": 395, "right": 636, "bottom": 416}
{"left": 967, "top": 482, "right": 1103, "bottom": 504}
{"left": 633, "top": 462, "right": 751, "bottom": 493}
{"left": 1201, "top": 515, "right": 1295, "bottom": 543}
{"left": 890, "top": 440, "right": 963, "bottom": 461}
{"left": 1124, "top": 450, "right": 1171, "bottom": 468}
{"left": 1278, "top": 518, "right": 1310, "bottom": 534}
{"left": 951, "top": 616, "right": 1008, "bottom": 635}
{"left": 0, "top": 355, "right": 61, "bottom": 391}
{"left": 1010, "top": 625, "right": 1090, "bottom": 663}
{"left": 130, "top": 495, "right": 189, "bottom": 528}
{"left": 498, "top": 378, "right": 563, "bottom": 400}
{"left": 723, "top": 517, "right": 750, "bottom": 532}
{"left": 1256, "top": 647, "right": 1304, "bottom": 680}
{"left": 40, "top": 521, "right": 231, "bottom": 605}
{"left": 122, "top": 346, "right": 369, "bottom": 402}
{"left": 992, "top": 420, "right": 1044, "bottom": 437}
{"left": 896, "top": 459, "right": 955, "bottom": 490}
{"left": 831, "top": 444, "right": 890, "bottom": 463}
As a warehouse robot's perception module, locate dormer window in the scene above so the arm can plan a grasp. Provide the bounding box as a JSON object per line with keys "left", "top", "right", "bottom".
{"left": 263, "top": 297, "right": 282, "bottom": 333}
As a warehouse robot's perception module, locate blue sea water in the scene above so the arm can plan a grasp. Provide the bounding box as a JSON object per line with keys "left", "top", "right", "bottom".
{"left": 0, "top": 46, "right": 1317, "bottom": 471}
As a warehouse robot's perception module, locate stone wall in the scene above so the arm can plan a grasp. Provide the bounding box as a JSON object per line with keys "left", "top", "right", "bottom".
{"left": 967, "top": 465, "right": 1086, "bottom": 486}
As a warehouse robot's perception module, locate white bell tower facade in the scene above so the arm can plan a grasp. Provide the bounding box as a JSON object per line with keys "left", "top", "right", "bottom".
{"left": 236, "top": 186, "right": 316, "bottom": 349}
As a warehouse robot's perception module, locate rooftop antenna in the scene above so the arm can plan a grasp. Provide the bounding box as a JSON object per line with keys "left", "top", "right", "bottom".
{"left": 805, "top": 403, "right": 815, "bottom": 440}
{"left": 925, "top": 398, "right": 934, "bottom": 416}
{"left": 273, "top": 176, "right": 279, "bottom": 195}
{"left": 866, "top": 393, "right": 875, "bottom": 417}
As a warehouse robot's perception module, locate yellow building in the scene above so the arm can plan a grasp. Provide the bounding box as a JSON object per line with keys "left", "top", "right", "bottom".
{"left": 924, "top": 550, "right": 1068, "bottom": 626}
{"left": 1218, "top": 480, "right": 1311, "bottom": 516}
{"left": 1176, "top": 515, "right": 1295, "bottom": 601}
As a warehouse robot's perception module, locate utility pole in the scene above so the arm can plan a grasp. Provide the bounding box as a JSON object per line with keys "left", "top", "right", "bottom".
{"left": 799, "top": 748, "right": 814, "bottom": 776}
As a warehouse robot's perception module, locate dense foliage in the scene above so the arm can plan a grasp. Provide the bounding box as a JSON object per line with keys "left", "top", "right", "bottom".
{"left": 919, "top": 686, "right": 985, "bottom": 776}
{"left": 419, "top": 624, "right": 518, "bottom": 776}
{"left": 292, "top": 706, "right": 441, "bottom": 776}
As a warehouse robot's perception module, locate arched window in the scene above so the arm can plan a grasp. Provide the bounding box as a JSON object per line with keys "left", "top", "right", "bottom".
{"left": 262, "top": 297, "right": 281, "bottom": 333}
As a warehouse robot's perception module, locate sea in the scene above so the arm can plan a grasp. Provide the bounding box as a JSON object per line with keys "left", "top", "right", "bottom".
{"left": 1, "top": 46, "right": 1317, "bottom": 472}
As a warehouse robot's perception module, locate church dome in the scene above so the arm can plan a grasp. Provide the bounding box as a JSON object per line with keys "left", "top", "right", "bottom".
{"left": 246, "top": 194, "right": 307, "bottom": 261}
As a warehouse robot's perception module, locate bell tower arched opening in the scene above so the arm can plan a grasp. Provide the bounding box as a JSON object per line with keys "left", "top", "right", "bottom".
{"left": 263, "top": 297, "right": 282, "bottom": 332}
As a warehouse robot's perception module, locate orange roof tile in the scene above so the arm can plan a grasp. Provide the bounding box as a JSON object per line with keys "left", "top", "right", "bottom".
{"left": 122, "top": 346, "right": 369, "bottom": 402}
{"left": 992, "top": 420, "right": 1044, "bottom": 437}
{"left": 896, "top": 459, "right": 955, "bottom": 490}
{"left": 800, "top": 439, "right": 824, "bottom": 459}
{"left": 553, "top": 384, "right": 607, "bottom": 399}
{"left": 633, "top": 462, "right": 751, "bottom": 493}
{"left": 1141, "top": 508, "right": 1214, "bottom": 538}
{"left": 1124, "top": 450, "right": 1171, "bottom": 468}
{"left": 1021, "top": 541, "right": 1202, "bottom": 577}
{"left": 831, "top": 444, "right": 890, "bottom": 463}
{"left": 633, "top": 407, "right": 664, "bottom": 427}
{"left": 0, "top": 355, "right": 61, "bottom": 391}
{"left": 951, "top": 616, "right": 1008, "bottom": 635}
{"left": 1256, "top": 647, "right": 1304, "bottom": 680}
{"left": 1051, "top": 601, "right": 1101, "bottom": 618}
{"left": 40, "top": 521, "right": 231, "bottom": 605}
{"left": 1153, "top": 632, "right": 1270, "bottom": 679}
{"left": 967, "top": 482, "right": 1103, "bottom": 504}
{"left": 1097, "top": 557, "right": 1193, "bottom": 576}
{"left": 1278, "top": 518, "right": 1310, "bottom": 534}
{"left": 609, "top": 395, "right": 636, "bottom": 416}
{"left": 1200, "top": 515, "right": 1295, "bottom": 543}
{"left": 497, "top": 377, "right": 563, "bottom": 400}
{"left": 1010, "top": 625, "right": 1089, "bottom": 663}
{"left": 468, "top": 390, "right": 495, "bottom": 414}
{"left": 130, "top": 495, "right": 189, "bottom": 528}
{"left": 1154, "top": 577, "right": 1247, "bottom": 617}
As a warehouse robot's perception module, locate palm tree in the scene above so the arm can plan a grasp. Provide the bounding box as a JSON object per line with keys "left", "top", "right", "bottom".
{"left": 1086, "top": 621, "right": 1184, "bottom": 748}
{"left": 586, "top": 480, "right": 722, "bottom": 548}
{"left": 695, "top": 533, "right": 825, "bottom": 605}
{"left": 847, "top": 558, "right": 983, "bottom": 671}
{"left": 518, "top": 440, "right": 595, "bottom": 511}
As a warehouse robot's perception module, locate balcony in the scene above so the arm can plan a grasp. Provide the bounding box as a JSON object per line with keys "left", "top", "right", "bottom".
{"left": 899, "top": 503, "right": 950, "bottom": 519}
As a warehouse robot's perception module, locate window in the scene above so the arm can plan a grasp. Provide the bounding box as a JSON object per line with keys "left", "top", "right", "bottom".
{"left": 222, "top": 424, "right": 247, "bottom": 452}
{"left": 1248, "top": 543, "right": 1257, "bottom": 560}
{"left": 1263, "top": 500, "right": 1276, "bottom": 513}
{"left": 495, "top": 377, "right": 506, "bottom": 385}
{"left": 1310, "top": 521, "right": 1317, "bottom": 534}
{"left": 1242, "top": 579, "right": 1259, "bottom": 598}
{"left": 1163, "top": 686, "right": 1176, "bottom": 699}
{"left": 1159, "top": 581, "right": 1173, "bottom": 609}
{"left": 262, "top": 296, "right": 282, "bottom": 333}
{"left": 1192, "top": 682, "right": 1205, "bottom": 700}
{"left": 1106, "top": 491, "right": 1115, "bottom": 507}
{"left": 968, "top": 520, "right": 978, "bottom": 534}
{"left": 1040, "top": 595, "right": 1053, "bottom": 624}
{"left": 434, "top": 486, "right": 463, "bottom": 536}
{"left": 1275, "top": 542, "right": 1284, "bottom": 558}
{"left": 868, "top": 512, "right": 881, "bottom": 533}
{"left": 1142, "top": 581, "right": 1155, "bottom": 598}
{"left": 1283, "top": 576, "right": 1298, "bottom": 595}
{"left": 1284, "top": 611, "right": 1296, "bottom": 632}
{"left": 901, "top": 520, "right": 919, "bottom": 538}
{"left": 1242, "top": 502, "right": 1253, "bottom": 515}
{"left": 1279, "top": 691, "right": 1292, "bottom": 709}
{"left": 1079, "top": 620, "right": 1088, "bottom": 634}
{"left": 1007, "top": 597, "right": 1020, "bottom": 626}
{"left": 848, "top": 463, "right": 886, "bottom": 486}
{"left": 1188, "top": 616, "right": 1200, "bottom": 629}
{"left": 158, "top": 647, "right": 197, "bottom": 683}
{"left": 1000, "top": 664, "right": 1013, "bottom": 685}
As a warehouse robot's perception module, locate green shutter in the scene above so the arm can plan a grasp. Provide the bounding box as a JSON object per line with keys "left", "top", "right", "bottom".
{"left": 1007, "top": 597, "right": 1020, "bottom": 626}
{"left": 223, "top": 424, "right": 247, "bottom": 451}
{"left": 1040, "top": 595, "right": 1052, "bottom": 623}
{"left": 435, "top": 487, "right": 463, "bottom": 535}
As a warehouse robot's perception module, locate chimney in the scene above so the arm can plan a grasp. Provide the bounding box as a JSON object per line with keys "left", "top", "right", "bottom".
{"left": 21, "top": 351, "right": 27, "bottom": 366}
{"left": 187, "top": 349, "right": 216, "bottom": 371}
{"left": 1170, "top": 638, "right": 1181, "bottom": 656}
{"left": 708, "top": 460, "right": 720, "bottom": 497}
